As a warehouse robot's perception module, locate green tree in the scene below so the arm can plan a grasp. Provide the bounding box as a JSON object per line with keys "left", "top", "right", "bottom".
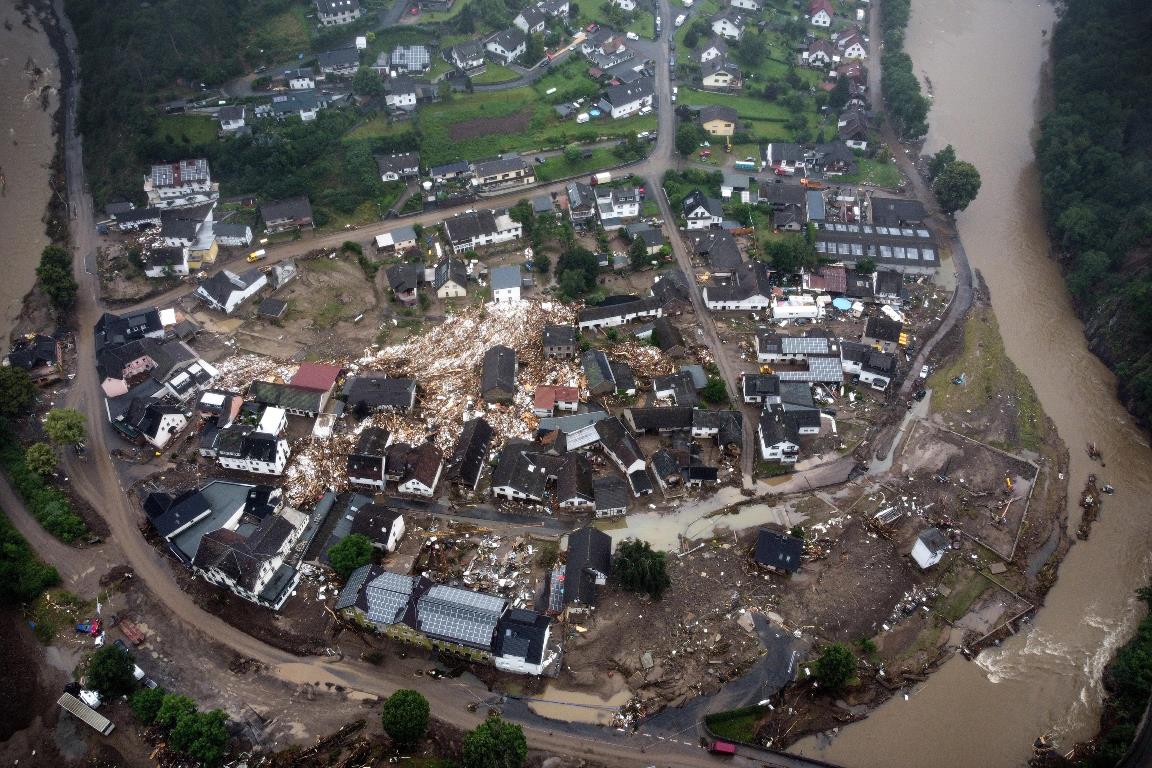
{"left": 856, "top": 257, "right": 876, "bottom": 275}
{"left": 700, "top": 377, "right": 728, "bottom": 404}
{"left": 328, "top": 533, "right": 374, "bottom": 580}
{"left": 534, "top": 252, "right": 551, "bottom": 274}
{"left": 0, "top": 512, "right": 59, "bottom": 604}
{"left": 814, "top": 643, "right": 857, "bottom": 693}
{"left": 509, "top": 199, "right": 536, "bottom": 235}
{"left": 24, "top": 443, "right": 57, "bottom": 476}
{"left": 462, "top": 715, "right": 528, "bottom": 768}
{"left": 36, "top": 245, "right": 78, "bottom": 311}
{"left": 763, "top": 235, "right": 819, "bottom": 272}
{"left": 0, "top": 367, "right": 36, "bottom": 422}
{"left": 352, "top": 67, "right": 384, "bottom": 97}
{"left": 170, "top": 709, "right": 230, "bottom": 767}
{"left": 933, "top": 160, "right": 982, "bottom": 215}
{"left": 557, "top": 269, "right": 588, "bottom": 299}
{"left": 381, "top": 689, "right": 430, "bottom": 747}
{"left": 130, "top": 686, "right": 167, "bottom": 724}
{"left": 629, "top": 237, "right": 649, "bottom": 270}
{"left": 563, "top": 144, "right": 582, "bottom": 163}
{"left": 44, "top": 408, "right": 86, "bottom": 445}
{"left": 927, "top": 144, "right": 956, "bottom": 181}
{"left": 613, "top": 539, "right": 671, "bottom": 598}
{"left": 827, "top": 77, "right": 851, "bottom": 111}
{"left": 155, "top": 694, "right": 198, "bottom": 729}
{"left": 676, "top": 123, "right": 702, "bottom": 156}
{"left": 86, "top": 644, "right": 137, "bottom": 700}
{"left": 734, "top": 33, "right": 765, "bottom": 68}
{"left": 556, "top": 246, "right": 599, "bottom": 288}
{"left": 521, "top": 34, "right": 545, "bottom": 66}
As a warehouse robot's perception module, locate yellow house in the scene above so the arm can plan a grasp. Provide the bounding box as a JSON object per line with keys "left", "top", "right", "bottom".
{"left": 698, "top": 104, "right": 740, "bottom": 137}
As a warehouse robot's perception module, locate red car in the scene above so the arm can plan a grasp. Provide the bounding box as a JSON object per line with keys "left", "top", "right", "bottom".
{"left": 89, "top": 618, "right": 103, "bottom": 636}
{"left": 410, "top": 5, "right": 420, "bottom": 13}
{"left": 773, "top": 165, "right": 795, "bottom": 176}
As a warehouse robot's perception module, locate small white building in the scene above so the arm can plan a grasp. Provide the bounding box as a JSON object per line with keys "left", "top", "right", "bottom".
{"left": 911, "top": 528, "right": 949, "bottom": 569}
{"left": 217, "top": 105, "right": 246, "bottom": 132}
{"left": 489, "top": 265, "right": 522, "bottom": 303}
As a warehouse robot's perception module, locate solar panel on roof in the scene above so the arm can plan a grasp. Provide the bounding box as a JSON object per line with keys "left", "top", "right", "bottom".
{"left": 916, "top": 229, "right": 930, "bottom": 238}
{"left": 863, "top": 226, "right": 873, "bottom": 234}
{"left": 781, "top": 336, "right": 830, "bottom": 354}
{"left": 852, "top": 243, "right": 864, "bottom": 256}
{"left": 922, "top": 248, "right": 936, "bottom": 262}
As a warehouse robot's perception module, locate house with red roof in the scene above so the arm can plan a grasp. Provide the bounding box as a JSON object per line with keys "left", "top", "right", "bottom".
{"left": 809, "top": 0, "right": 833, "bottom": 27}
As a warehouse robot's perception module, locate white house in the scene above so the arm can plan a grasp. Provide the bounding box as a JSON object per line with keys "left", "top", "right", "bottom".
{"left": 133, "top": 403, "right": 188, "bottom": 449}
{"left": 711, "top": 11, "right": 745, "bottom": 40}
{"left": 217, "top": 105, "right": 246, "bottom": 132}
{"left": 596, "top": 187, "right": 640, "bottom": 226}
{"left": 730, "top": 0, "right": 759, "bottom": 9}
{"left": 196, "top": 269, "right": 267, "bottom": 314}
{"left": 577, "top": 297, "right": 662, "bottom": 330}
{"left": 773, "top": 295, "right": 824, "bottom": 320}
{"left": 682, "top": 190, "right": 724, "bottom": 229}
{"left": 346, "top": 427, "right": 392, "bottom": 490}
{"left": 448, "top": 41, "right": 487, "bottom": 72}
{"left": 144, "top": 159, "right": 218, "bottom": 209}
{"left": 699, "top": 38, "right": 727, "bottom": 63}
{"left": 385, "top": 77, "right": 418, "bottom": 110}
{"left": 375, "top": 152, "right": 421, "bottom": 181}
{"left": 143, "top": 246, "right": 189, "bottom": 278}
{"left": 911, "top": 528, "right": 949, "bottom": 569}
{"left": 837, "top": 30, "right": 868, "bottom": 59}
{"left": 288, "top": 69, "right": 316, "bottom": 90}
{"left": 192, "top": 507, "right": 307, "bottom": 610}
{"left": 316, "top": 0, "right": 362, "bottom": 26}
{"left": 398, "top": 443, "right": 442, "bottom": 497}
{"left": 443, "top": 209, "right": 523, "bottom": 253}
{"left": 375, "top": 224, "right": 418, "bottom": 254}
{"left": 611, "top": 0, "right": 637, "bottom": 10}
{"left": 514, "top": 5, "right": 547, "bottom": 34}
{"left": 490, "top": 265, "right": 522, "bottom": 303}
{"left": 434, "top": 257, "right": 468, "bottom": 298}
{"left": 599, "top": 78, "right": 654, "bottom": 118}
{"left": 216, "top": 408, "right": 291, "bottom": 475}
{"left": 758, "top": 410, "right": 800, "bottom": 464}
{"left": 494, "top": 611, "right": 552, "bottom": 676}
{"left": 809, "top": 0, "right": 833, "bottom": 26}
{"left": 486, "top": 28, "right": 527, "bottom": 64}
{"left": 214, "top": 222, "right": 253, "bottom": 247}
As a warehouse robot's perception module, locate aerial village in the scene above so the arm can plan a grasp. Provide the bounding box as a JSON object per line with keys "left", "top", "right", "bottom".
{"left": 4, "top": 0, "right": 1067, "bottom": 749}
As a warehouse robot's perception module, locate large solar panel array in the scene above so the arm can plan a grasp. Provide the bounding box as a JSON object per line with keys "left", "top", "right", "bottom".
{"left": 365, "top": 571, "right": 414, "bottom": 625}
{"left": 820, "top": 222, "right": 932, "bottom": 239}
{"left": 335, "top": 564, "right": 373, "bottom": 610}
{"left": 418, "top": 586, "right": 506, "bottom": 648}
{"left": 777, "top": 356, "right": 844, "bottom": 383}
{"left": 780, "top": 336, "right": 831, "bottom": 355}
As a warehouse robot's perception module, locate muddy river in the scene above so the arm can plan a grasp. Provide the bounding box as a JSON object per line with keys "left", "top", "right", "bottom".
{"left": 792, "top": 0, "right": 1152, "bottom": 766}
{"left": 0, "top": 7, "right": 58, "bottom": 341}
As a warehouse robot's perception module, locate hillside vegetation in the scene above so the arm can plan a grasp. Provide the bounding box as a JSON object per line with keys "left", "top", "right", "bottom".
{"left": 1036, "top": 0, "right": 1152, "bottom": 425}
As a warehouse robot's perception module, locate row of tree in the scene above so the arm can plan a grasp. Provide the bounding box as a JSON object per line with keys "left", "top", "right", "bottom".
{"left": 877, "top": 0, "right": 928, "bottom": 141}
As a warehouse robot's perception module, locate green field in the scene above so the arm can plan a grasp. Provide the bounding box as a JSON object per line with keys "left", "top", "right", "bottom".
{"left": 679, "top": 88, "right": 790, "bottom": 120}
{"left": 250, "top": 7, "right": 312, "bottom": 62}
{"left": 843, "top": 157, "right": 904, "bottom": 189}
{"left": 472, "top": 63, "right": 522, "bottom": 84}
{"left": 152, "top": 114, "right": 217, "bottom": 144}
{"left": 534, "top": 147, "right": 618, "bottom": 182}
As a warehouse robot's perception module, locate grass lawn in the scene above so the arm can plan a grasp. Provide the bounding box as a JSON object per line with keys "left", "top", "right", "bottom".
{"left": 843, "top": 156, "right": 904, "bottom": 189}
{"left": 705, "top": 706, "right": 769, "bottom": 743}
{"left": 472, "top": 63, "right": 522, "bottom": 84}
{"left": 937, "top": 568, "right": 992, "bottom": 623}
{"left": 535, "top": 147, "right": 619, "bottom": 182}
{"left": 343, "top": 114, "right": 415, "bottom": 141}
{"left": 152, "top": 114, "right": 217, "bottom": 144}
{"left": 251, "top": 7, "right": 312, "bottom": 62}
{"left": 641, "top": 199, "right": 661, "bottom": 218}
{"left": 624, "top": 11, "right": 656, "bottom": 38}
{"left": 679, "top": 88, "right": 792, "bottom": 120}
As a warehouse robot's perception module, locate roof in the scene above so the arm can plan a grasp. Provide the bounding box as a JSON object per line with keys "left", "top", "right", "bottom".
{"left": 335, "top": 563, "right": 379, "bottom": 611}
{"left": 581, "top": 349, "right": 616, "bottom": 391}
{"left": 433, "top": 257, "right": 468, "bottom": 290}
{"left": 444, "top": 209, "right": 501, "bottom": 243}
{"left": 871, "top": 197, "right": 927, "bottom": 227}
{"left": 875, "top": 270, "right": 904, "bottom": 297}
{"left": 596, "top": 417, "right": 644, "bottom": 469}
{"left": 565, "top": 526, "right": 612, "bottom": 605}
{"left": 759, "top": 408, "right": 799, "bottom": 447}
{"left": 490, "top": 441, "right": 551, "bottom": 499}
{"left": 375, "top": 152, "right": 420, "bottom": 175}
{"left": 682, "top": 190, "right": 723, "bottom": 218}
{"left": 543, "top": 324, "right": 576, "bottom": 348}
{"left": 451, "top": 40, "right": 485, "bottom": 60}
{"left": 534, "top": 385, "right": 579, "bottom": 410}
{"left": 494, "top": 610, "right": 551, "bottom": 664}
{"left": 261, "top": 196, "right": 313, "bottom": 223}
{"left": 363, "top": 570, "right": 423, "bottom": 625}
{"left": 698, "top": 104, "right": 739, "bottom": 124}
{"left": 391, "top": 44, "right": 431, "bottom": 69}
{"left": 317, "top": 47, "right": 360, "bottom": 71}
{"left": 481, "top": 345, "right": 517, "bottom": 397}
{"left": 555, "top": 453, "right": 594, "bottom": 504}
{"left": 149, "top": 158, "right": 210, "bottom": 188}
{"left": 489, "top": 265, "right": 521, "bottom": 291}
{"left": 317, "top": 0, "right": 361, "bottom": 14}
{"left": 567, "top": 181, "right": 595, "bottom": 212}
{"left": 351, "top": 425, "right": 391, "bottom": 458}
{"left": 248, "top": 380, "right": 324, "bottom": 413}
{"left": 610, "top": 360, "right": 636, "bottom": 393}
{"left": 218, "top": 104, "right": 244, "bottom": 121}
{"left": 754, "top": 528, "right": 804, "bottom": 573}
{"left": 386, "top": 263, "right": 424, "bottom": 293}
{"left": 578, "top": 296, "right": 661, "bottom": 324}
{"left": 349, "top": 503, "right": 404, "bottom": 544}
{"left": 342, "top": 374, "right": 417, "bottom": 409}
{"left": 401, "top": 442, "right": 442, "bottom": 489}
{"left": 445, "top": 417, "right": 494, "bottom": 488}
{"left": 625, "top": 406, "right": 694, "bottom": 432}
{"left": 7, "top": 334, "right": 58, "bottom": 371}
{"left": 488, "top": 27, "right": 527, "bottom": 51}
{"left": 601, "top": 77, "right": 654, "bottom": 107}
{"left": 473, "top": 156, "right": 528, "bottom": 178}
{"left": 687, "top": 230, "right": 742, "bottom": 272}
{"left": 593, "top": 475, "right": 631, "bottom": 514}
{"left": 416, "top": 584, "right": 506, "bottom": 648}
{"left": 290, "top": 363, "right": 342, "bottom": 393}
{"left": 214, "top": 222, "right": 251, "bottom": 239}
{"left": 429, "top": 160, "right": 471, "bottom": 177}
{"left": 809, "top": 0, "right": 833, "bottom": 16}
{"left": 651, "top": 269, "right": 691, "bottom": 305}
{"left": 193, "top": 514, "right": 297, "bottom": 591}
{"left": 864, "top": 316, "right": 903, "bottom": 343}
{"left": 917, "top": 527, "right": 949, "bottom": 554}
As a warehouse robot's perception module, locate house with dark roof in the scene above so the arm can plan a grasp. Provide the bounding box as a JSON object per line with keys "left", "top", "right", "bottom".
{"left": 754, "top": 528, "right": 804, "bottom": 574}
{"left": 485, "top": 27, "right": 527, "bottom": 64}
{"left": 758, "top": 409, "right": 801, "bottom": 463}
{"left": 398, "top": 442, "right": 443, "bottom": 497}
{"left": 543, "top": 324, "right": 577, "bottom": 358}
{"left": 703, "top": 262, "right": 775, "bottom": 311}
{"left": 653, "top": 370, "right": 700, "bottom": 407}
{"left": 683, "top": 190, "right": 724, "bottom": 229}
{"left": 448, "top": 40, "right": 487, "bottom": 72}
{"left": 490, "top": 441, "right": 553, "bottom": 502}
{"left": 216, "top": 407, "right": 291, "bottom": 475}
{"left": 577, "top": 296, "right": 662, "bottom": 330}
{"left": 260, "top": 196, "right": 314, "bottom": 233}
{"left": 626, "top": 223, "right": 667, "bottom": 256}
{"left": 875, "top": 270, "right": 904, "bottom": 300}
{"left": 445, "top": 417, "right": 493, "bottom": 491}
{"left": 6, "top": 334, "right": 61, "bottom": 384}
{"left": 317, "top": 47, "right": 361, "bottom": 76}
{"left": 599, "top": 77, "right": 654, "bottom": 119}
{"left": 196, "top": 269, "right": 268, "bottom": 314}
{"left": 494, "top": 609, "right": 553, "bottom": 675}
{"left": 711, "top": 9, "right": 746, "bottom": 39}
{"left": 443, "top": 209, "right": 523, "bottom": 253}
{"left": 621, "top": 406, "right": 693, "bottom": 433}
{"left": 840, "top": 341, "right": 897, "bottom": 390}
{"left": 596, "top": 417, "right": 646, "bottom": 478}
{"left": 581, "top": 349, "right": 616, "bottom": 395}
{"left": 555, "top": 453, "right": 594, "bottom": 510}
{"left": 347, "top": 426, "right": 392, "bottom": 489}
{"left": 564, "top": 527, "right": 612, "bottom": 604}
{"left": 215, "top": 222, "right": 253, "bottom": 247}
{"left": 433, "top": 257, "right": 469, "bottom": 298}
{"left": 651, "top": 269, "right": 691, "bottom": 313}
{"left": 863, "top": 316, "right": 903, "bottom": 354}
{"left": 687, "top": 230, "right": 742, "bottom": 278}
{"left": 375, "top": 152, "right": 421, "bottom": 181}
{"left": 593, "top": 475, "right": 630, "bottom": 517}
{"left": 481, "top": 345, "right": 517, "bottom": 403}
{"left": 385, "top": 263, "right": 425, "bottom": 306}
{"left": 565, "top": 181, "right": 597, "bottom": 225}
{"left": 247, "top": 380, "right": 328, "bottom": 417}
{"left": 342, "top": 375, "right": 418, "bottom": 413}
{"left": 190, "top": 500, "right": 307, "bottom": 609}
{"left": 348, "top": 502, "right": 406, "bottom": 552}
{"left": 471, "top": 156, "right": 535, "bottom": 190}
{"left": 871, "top": 197, "right": 927, "bottom": 228}
{"left": 316, "top": 0, "right": 361, "bottom": 26}
{"left": 698, "top": 104, "right": 739, "bottom": 136}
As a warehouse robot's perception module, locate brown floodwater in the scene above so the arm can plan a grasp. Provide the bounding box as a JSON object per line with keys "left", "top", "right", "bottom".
{"left": 791, "top": 0, "right": 1152, "bottom": 766}
{"left": 0, "top": 5, "right": 58, "bottom": 341}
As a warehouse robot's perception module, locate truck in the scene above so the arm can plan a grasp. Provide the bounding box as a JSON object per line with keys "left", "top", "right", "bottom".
{"left": 800, "top": 178, "right": 827, "bottom": 190}
{"left": 246, "top": 248, "right": 267, "bottom": 262}
{"left": 708, "top": 740, "right": 737, "bottom": 755}
{"left": 734, "top": 160, "right": 757, "bottom": 172}
{"left": 590, "top": 171, "right": 612, "bottom": 185}
{"left": 58, "top": 692, "right": 115, "bottom": 735}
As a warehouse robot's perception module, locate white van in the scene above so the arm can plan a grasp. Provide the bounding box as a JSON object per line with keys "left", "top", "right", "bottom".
{"left": 576, "top": 113, "right": 590, "bottom": 124}
{"left": 626, "top": 31, "right": 639, "bottom": 40}
{"left": 674, "top": 13, "right": 687, "bottom": 27}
